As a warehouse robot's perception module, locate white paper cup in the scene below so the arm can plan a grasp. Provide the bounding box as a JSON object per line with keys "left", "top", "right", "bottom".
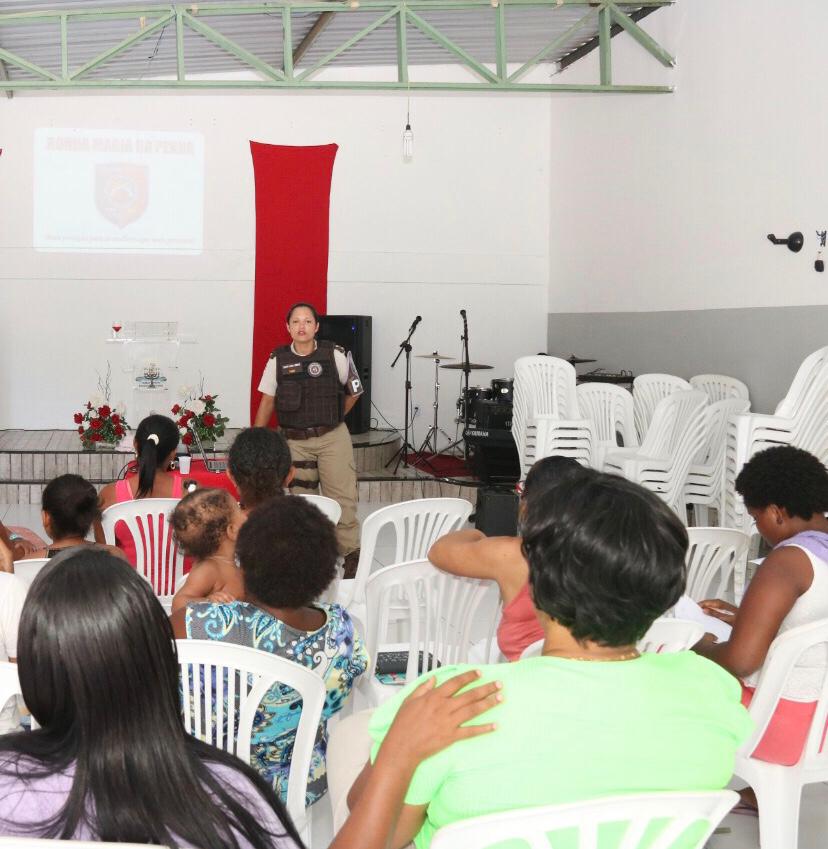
{"left": 178, "top": 455, "right": 192, "bottom": 474}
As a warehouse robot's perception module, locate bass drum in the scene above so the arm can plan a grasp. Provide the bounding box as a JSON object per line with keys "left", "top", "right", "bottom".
{"left": 456, "top": 386, "right": 492, "bottom": 422}
{"left": 490, "top": 378, "right": 514, "bottom": 404}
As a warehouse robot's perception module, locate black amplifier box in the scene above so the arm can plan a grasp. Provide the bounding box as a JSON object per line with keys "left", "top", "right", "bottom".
{"left": 474, "top": 400, "right": 513, "bottom": 430}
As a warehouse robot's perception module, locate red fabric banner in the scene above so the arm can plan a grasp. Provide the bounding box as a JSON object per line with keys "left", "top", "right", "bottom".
{"left": 249, "top": 141, "right": 338, "bottom": 424}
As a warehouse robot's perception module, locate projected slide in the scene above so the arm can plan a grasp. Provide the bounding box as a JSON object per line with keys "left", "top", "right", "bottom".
{"left": 33, "top": 128, "right": 204, "bottom": 255}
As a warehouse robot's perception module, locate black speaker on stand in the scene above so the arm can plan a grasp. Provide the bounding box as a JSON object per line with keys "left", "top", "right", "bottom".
{"left": 318, "top": 315, "right": 372, "bottom": 434}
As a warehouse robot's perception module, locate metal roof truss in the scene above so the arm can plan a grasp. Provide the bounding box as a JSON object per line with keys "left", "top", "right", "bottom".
{"left": 0, "top": 0, "right": 675, "bottom": 93}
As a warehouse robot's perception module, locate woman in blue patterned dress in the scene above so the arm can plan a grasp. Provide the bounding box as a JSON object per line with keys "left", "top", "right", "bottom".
{"left": 171, "top": 496, "right": 368, "bottom": 805}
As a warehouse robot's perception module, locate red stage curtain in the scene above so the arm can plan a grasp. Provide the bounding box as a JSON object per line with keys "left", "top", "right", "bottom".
{"left": 249, "top": 141, "right": 338, "bottom": 424}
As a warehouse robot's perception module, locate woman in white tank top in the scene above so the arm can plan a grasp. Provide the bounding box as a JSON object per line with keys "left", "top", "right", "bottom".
{"left": 694, "top": 445, "right": 828, "bottom": 794}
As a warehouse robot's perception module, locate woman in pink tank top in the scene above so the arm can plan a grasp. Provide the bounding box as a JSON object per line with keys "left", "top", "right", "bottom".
{"left": 429, "top": 457, "right": 596, "bottom": 661}
{"left": 95, "top": 415, "right": 184, "bottom": 567}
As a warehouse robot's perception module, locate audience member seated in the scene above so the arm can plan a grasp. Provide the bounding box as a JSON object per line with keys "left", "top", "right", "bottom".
{"left": 227, "top": 427, "right": 294, "bottom": 513}
{"left": 0, "top": 547, "right": 499, "bottom": 848}
{"left": 0, "top": 537, "right": 27, "bottom": 736}
{"left": 170, "top": 488, "right": 246, "bottom": 613}
{"left": 95, "top": 414, "right": 183, "bottom": 564}
{"left": 429, "top": 456, "right": 594, "bottom": 661}
{"left": 344, "top": 473, "right": 752, "bottom": 849}
{"left": 695, "top": 446, "right": 828, "bottom": 784}
{"left": 171, "top": 496, "right": 368, "bottom": 805}
{"left": 0, "top": 521, "right": 41, "bottom": 562}
{"left": 24, "top": 474, "right": 127, "bottom": 562}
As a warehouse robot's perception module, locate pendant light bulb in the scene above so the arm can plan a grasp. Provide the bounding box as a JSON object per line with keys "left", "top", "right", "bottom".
{"left": 402, "top": 122, "right": 414, "bottom": 162}
{"left": 348, "top": 0, "right": 360, "bottom": 9}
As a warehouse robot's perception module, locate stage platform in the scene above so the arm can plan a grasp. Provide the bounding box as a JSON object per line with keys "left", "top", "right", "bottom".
{"left": 0, "top": 429, "right": 481, "bottom": 507}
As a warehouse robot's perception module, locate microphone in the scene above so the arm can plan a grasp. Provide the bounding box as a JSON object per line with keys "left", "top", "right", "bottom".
{"left": 410, "top": 315, "right": 422, "bottom": 331}
{"left": 460, "top": 309, "right": 466, "bottom": 317}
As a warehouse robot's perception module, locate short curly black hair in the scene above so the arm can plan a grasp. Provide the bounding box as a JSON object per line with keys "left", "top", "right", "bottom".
{"left": 169, "top": 488, "right": 237, "bottom": 559}
{"left": 42, "top": 474, "right": 100, "bottom": 540}
{"left": 522, "top": 472, "right": 688, "bottom": 647}
{"left": 736, "top": 445, "right": 828, "bottom": 519}
{"left": 227, "top": 428, "right": 292, "bottom": 510}
{"left": 236, "top": 496, "right": 337, "bottom": 609}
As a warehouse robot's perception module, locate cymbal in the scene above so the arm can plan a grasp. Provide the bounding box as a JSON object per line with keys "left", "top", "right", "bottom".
{"left": 549, "top": 353, "right": 597, "bottom": 365}
{"left": 440, "top": 362, "right": 494, "bottom": 370}
{"left": 416, "top": 352, "right": 456, "bottom": 360}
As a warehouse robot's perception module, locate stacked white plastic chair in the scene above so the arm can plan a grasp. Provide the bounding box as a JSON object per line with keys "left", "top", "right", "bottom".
{"left": 690, "top": 373, "right": 750, "bottom": 403}
{"left": 359, "top": 559, "right": 490, "bottom": 707}
{"left": 604, "top": 391, "right": 709, "bottom": 517}
{"left": 12, "top": 558, "right": 50, "bottom": 589}
{"left": 723, "top": 346, "right": 828, "bottom": 534}
{"left": 632, "top": 373, "right": 692, "bottom": 441}
{"left": 101, "top": 498, "right": 184, "bottom": 613}
{"left": 734, "top": 619, "right": 828, "bottom": 849}
{"left": 576, "top": 383, "right": 638, "bottom": 470}
{"left": 429, "top": 790, "right": 738, "bottom": 849}
{"left": 176, "top": 640, "right": 325, "bottom": 843}
{"left": 511, "top": 356, "right": 594, "bottom": 476}
{"left": 685, "top": 397, "right": 750, "bottom": 526}
{"left": 684, "top": 528, "right": 750, "bottom": 602}
{"left": 336, "top": 498, "right": 472, "bottom": 632}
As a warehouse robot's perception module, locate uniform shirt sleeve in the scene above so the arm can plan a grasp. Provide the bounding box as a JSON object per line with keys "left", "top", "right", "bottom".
{"left": 0, "top": 574, "right": 27, "bottom": 660}
{"left": 335, "top": 349, "right": 364, "bottom": 397}
{"left": 257, "top": 357, "right": 278, "bottom": 396}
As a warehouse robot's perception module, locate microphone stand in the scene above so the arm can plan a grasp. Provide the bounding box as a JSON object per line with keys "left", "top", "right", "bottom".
{"left": 387, "top": 316, "right": 423, "bottom": 473}
{"left": 442, "top": 309, "right": 471, "bottom": 460}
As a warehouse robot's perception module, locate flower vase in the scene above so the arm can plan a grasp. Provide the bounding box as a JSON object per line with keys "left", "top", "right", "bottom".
{"left": 95, "top": 442, "right": 116, "bottom": 452}
{"left": 189, "top": 439, "right": 215, "bottom": 455}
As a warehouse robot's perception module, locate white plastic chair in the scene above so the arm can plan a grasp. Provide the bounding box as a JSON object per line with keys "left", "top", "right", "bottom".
{"left": 512, "top": 356, "right": 594, "bottom": 475}
{"left": 637, "top": 618, "right": 705, "bottom": 653}
{"left": 576, "top": 382, "right": 638, "bottom": 470}
{"left": 723, "top": 346, "right": 828, "bottom": 534}
{"left": 13, "top": 558, "right": 50, "bottom": 589}
{"left": 360, "top": 559, "right": 491, "bottom": 707}
{"left": 101, "top": 498, "right": 183, "bottom": 612}
{"left": 336, "top": 498, "right": 473, "bottom": 629}
{"left": 175, "top": 639, "right": 325, "bottom": 842}
{"left": 0, "top": 660, "right": 22, "bottom": 717}
{"left": 429, "top": 790, "right": 738, "bottom": 849}
{"left": 690, "top": 373, "right": 750, "bottom": 404}
{"left": 604, "top": 391, "right": 709, "bottom": 517}
{"left": 632, "top": 373, "right": 692, "bottom": 441}
{"left": 298, "top": 493, "right": 342, "bottom": 526}
{"left": 734, "top": 619, "right": 828, "bottom": 849}
{"left": 684, "top": 528, "right": 750, "bottom": 602}
{"left": 685, "top": 398, "right": 750, "bottom": 525}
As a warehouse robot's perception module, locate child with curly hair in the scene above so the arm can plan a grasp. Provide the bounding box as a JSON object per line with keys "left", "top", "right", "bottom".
{"left": 170, "top": 488, "right": 246, "bottom": 613}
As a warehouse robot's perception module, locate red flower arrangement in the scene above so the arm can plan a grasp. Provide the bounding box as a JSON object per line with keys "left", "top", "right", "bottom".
{"left": 74, "top": 401, "right": 130, "bottom": 449}
{"left": 172, "top": 391, "right": 227, "bottom": 448}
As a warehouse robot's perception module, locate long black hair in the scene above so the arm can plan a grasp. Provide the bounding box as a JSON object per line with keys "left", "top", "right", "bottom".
{"left": 134, "top": 414, "right": 179, "bottom": 498}
{"left": 0, "top": 549, "right": 304, "bottom": 848}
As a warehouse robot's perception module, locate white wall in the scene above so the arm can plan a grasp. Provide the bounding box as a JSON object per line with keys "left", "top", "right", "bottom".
{"left": 547, "top": 0, "right": 828, "bottom": 314}
{"left": 0, "top": 67, "right": 550, "bottom": 435}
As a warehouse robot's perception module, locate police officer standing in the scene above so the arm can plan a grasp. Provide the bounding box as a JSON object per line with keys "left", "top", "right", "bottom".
{"left": 253, "top": 302, "right": 362, "bottom": 574}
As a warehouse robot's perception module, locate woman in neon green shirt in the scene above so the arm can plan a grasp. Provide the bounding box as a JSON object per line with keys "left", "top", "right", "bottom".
{"left": 350, "top": 472, "right": 752, "bottom": 849}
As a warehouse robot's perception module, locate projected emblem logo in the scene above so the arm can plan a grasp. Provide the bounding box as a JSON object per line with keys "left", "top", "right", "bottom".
{"left": 95, "top": 163, "right": 148, "bottom": 228}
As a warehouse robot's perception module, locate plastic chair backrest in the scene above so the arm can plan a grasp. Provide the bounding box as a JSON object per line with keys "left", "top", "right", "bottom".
{"left": 297, "top": 493, "right": 342, "bottom": 525}
{"left": 364, "top": 559, "right": 490, "bottom": 684}
{"left": 101, "top": 499, "right": 183, "bottom": 601}
{"left": 576, "top": 382, "right": 638, "bottom": 449}
{"left": 633, "top": 374, "right": 692, "bottom": 440}
{"left": 685, "top": 528, "right": 750, "bottom": 601}
{"left": 13, "top": 558, "right": 50, "bottom": 589}
{"left": 429, "top": 790, "right": 738, "bottom": 849}
{"left": 348, "top": 498, "right": 473, "bottom": 610}
{"left": 693, "top": 398, "right": 750, "bottom": 467}
{"left": 637, "top": 618, "right": 705, "bottom": 653}
{"left": 175, "top": 639, "right": 325, "bottom": 832}
{"left": 739, "top": 618, "right": 828, "bottom": 766}
{"left": 774, "top": 346, "right": 828, "bottom": 419}
{"left": 690, "top": 374, "right": 750, "bottom": 403}
{"left": 0, "top": 661, "right": 22, "bottom": 718}
{"left": 513, "top": 356, "right": 579, "bottom": 420}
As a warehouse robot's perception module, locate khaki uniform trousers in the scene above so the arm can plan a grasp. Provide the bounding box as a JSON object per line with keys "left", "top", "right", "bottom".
{"left": 287, "top": 422, "right": 360, "bottom": 556}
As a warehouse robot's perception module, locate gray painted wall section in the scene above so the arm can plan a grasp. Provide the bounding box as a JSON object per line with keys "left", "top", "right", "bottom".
{"left": 547, "top": 306, "right": 828, "bottom": 415}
